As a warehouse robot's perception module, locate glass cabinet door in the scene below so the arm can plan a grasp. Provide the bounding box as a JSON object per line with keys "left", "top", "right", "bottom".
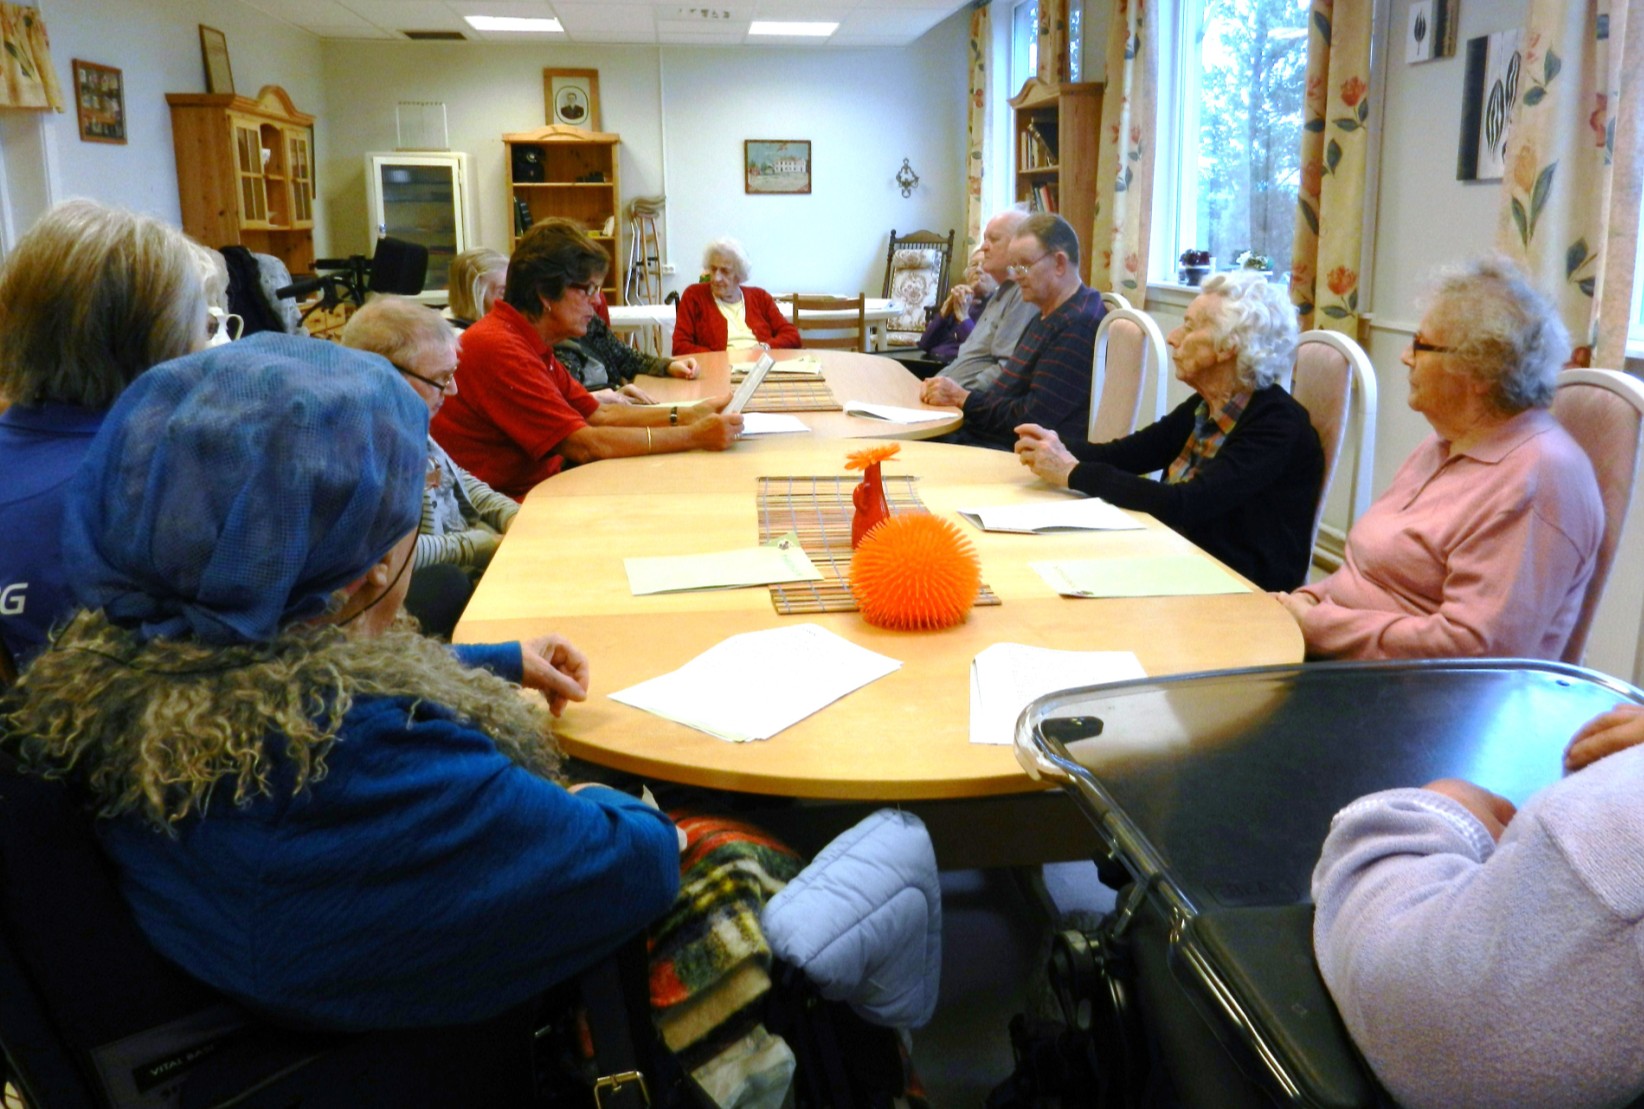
{"left": 366, "top": 153, "right": 470, "bottom": 299}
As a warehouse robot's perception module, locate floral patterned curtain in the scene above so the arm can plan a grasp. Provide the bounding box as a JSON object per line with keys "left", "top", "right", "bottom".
{"left": 1036, "top": 0, "right": 1070, "bottom": 85}
{"left": 1089, "top": 0, "right": 1157, "bottom": 306}
{"left": 1495, "top": 0, "right": 1639, "bottom": 368}
{"left": 965, "top": 3, "right": 991, "bottom": 253}
{"left": 0, "top": 3, "right": 64, "bottom": 112}
{"left": 1289, "top": 1, "right": 1373, "bottom": 336}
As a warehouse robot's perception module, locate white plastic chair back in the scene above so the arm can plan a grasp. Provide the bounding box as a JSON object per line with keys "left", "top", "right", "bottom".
{"left": 1088, "top": 308, "right": 1169, "bottom": 445}
{"left": 1290, "top": 330, "right": 1378, "bottom": 558}
{"left": 1551, "top": 368, "right": 1644, "bottom": 678}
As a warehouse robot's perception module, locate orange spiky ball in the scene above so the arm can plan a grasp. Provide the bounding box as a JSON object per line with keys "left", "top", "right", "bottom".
{"left": 850, "top": 512, "right": 981, "bottom": 631}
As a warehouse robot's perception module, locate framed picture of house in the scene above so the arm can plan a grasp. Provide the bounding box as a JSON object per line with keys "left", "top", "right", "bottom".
{"left": 543, "top": 68, "right": 600, "bottom": 131}
{"left": 199, "top": 25, "right": 234, "bottom": 95}
{"left": 72, "top": 59, "right": 126, "bottom": 144}
{"left": 744, "top": 140, "right": 811, "bottom": 195}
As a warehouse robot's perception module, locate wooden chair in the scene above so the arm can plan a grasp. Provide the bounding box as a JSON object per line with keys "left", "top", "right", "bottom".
{"left": 785, "top": 293, "right": 868, "bottom": 352}
{"left": 880, "top": 230, "right": 955, "bottom": 346}
{"left": 1290, "top": 330, "right": 1378, "bottom": 570}
{"left": 1087, "top": 308, "right": 1169, "bottom": 445}
{"left": 1551, "top": 368, "right": 1644, "bottom": 679}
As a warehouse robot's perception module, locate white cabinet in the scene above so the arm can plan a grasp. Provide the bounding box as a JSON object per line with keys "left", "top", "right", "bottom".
{"left": 365, "top": 152, "right": 471, "bottom": 304}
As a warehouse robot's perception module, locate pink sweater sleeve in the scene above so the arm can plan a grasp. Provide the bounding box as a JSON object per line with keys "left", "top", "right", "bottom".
{"left": 1297, "top": 502, "right": 1593, "bottom": 659}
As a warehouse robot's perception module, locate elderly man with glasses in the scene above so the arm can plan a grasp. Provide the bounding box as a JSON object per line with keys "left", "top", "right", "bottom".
{"left": 431, "top": 219, "right": 743, "bottom": 501}
{"left": 921, "top": 213, "right": 1105, "bottom": 451}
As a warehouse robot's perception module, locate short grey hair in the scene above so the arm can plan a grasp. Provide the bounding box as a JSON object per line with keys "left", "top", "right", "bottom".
{"left": 189, "top": 243, "right": 230, "bottom": 312}
{"left": 1424, "top": 255, "right": 1568, "bottom": 413}
{"left": 1199, "top": 271, "right": 1299, "bottom": 389}
{"left": 341, "top": 293, "right": 457, "bottom": 371}
{"left": 447, "top": 247, "right": 507, "bottom": 321}
{"left": 0, "top": 199, "right": 204, "bottom": 408}
{"left": 702, "top": 237, "right": 752, "bottom": 283}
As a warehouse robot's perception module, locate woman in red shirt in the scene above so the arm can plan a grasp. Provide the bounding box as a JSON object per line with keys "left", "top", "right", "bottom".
{"left": 672, "top": 237, "right": 801, "bottom": 356}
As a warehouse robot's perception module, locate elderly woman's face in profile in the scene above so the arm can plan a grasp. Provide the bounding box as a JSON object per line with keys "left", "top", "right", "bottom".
{"left": 539, "top": 272, "right": 604, "bottom": 342}
{"left": 707, "top": 254, "right": 742, "bottom": 302}
{"left": 1167, "top": 293, "right": 1236, "bottom": 395}
{"left": 1402, "top": 308, "right": 1482, "bottom": 429}
{"left": 476, "top": 268, "right": 506, "bottom": 317}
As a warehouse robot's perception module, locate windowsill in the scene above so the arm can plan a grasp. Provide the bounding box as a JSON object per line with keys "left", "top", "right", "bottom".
{"left": 1145, "top": 281, "right": 1197, "bottom": 310}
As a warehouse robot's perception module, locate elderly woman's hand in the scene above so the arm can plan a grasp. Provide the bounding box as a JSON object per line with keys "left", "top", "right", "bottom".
{"left": 1013, "top": 424, "right": 1077, "bottom": 488}
{"left": 519, "top": 634, "right": 590, "bottom": 717}
{"left": 1565, "top": 704, "right": 1644, "bottom": 772}
{"left": 667, "top": 357, "right": 699, "bottom": 380}
{"left": 592, "top": 388, "right": 630, "bottom": 406}
{"left": 1421, "top": 778, "right": 1517, "bottom": 842}
{"left": 1274, "top": 590, "right": 1319, "bottom": 624}
{"left": 940, "top": 284, "right": 974, "bottom": 321}
{"left": 619, "top": 383, "right": 657, "bottom": 405}
{"left": 921, "top": 377, "right": 968, "bottom": 408}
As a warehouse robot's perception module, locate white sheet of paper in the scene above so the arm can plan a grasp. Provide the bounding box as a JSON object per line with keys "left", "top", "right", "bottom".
{"left": 624, "top": 539, "right": 821, "bottom": 595}
{"left": 844, "top": 401, "right": 952, "bottom": 424}
{"left": 1031, "top": 556, "right": 1250, "bottom": 597}
{"left": 726, "top": 352, "right": 775, "bottom": 414}
{"left": 969, "top": 643, "right": 1146, "bottom": 746}
{"left": 738, "top": 412, "right": 811, "bottom": 436}
{"left": 732, "top": 354, "right": 824, "bottom": 378}
{"left": 958, "top": 498, "right": 1145, "bottom": 534}
{"left": 609, "top": 624, "right": 902, "bottom": 742}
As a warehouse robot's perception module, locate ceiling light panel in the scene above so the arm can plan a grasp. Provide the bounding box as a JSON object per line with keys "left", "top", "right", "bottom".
{"left": 464, "top": 15, "right": 564, "bottom": 32}
{"left": 748, "top": 20, "right": 838, "bottom": 35}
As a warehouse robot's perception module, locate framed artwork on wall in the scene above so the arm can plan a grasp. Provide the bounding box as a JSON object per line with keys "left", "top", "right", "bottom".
{"left": 72, "top": 59, "right": 126, "bottom": 144}
{"left": 543, "top": 68, "right": 601, "bottom": 131}
{"left": 1405, "top": 0, "right": 1457, "bottom": 64}
{"left": 199, "top": 25, "right": 234, "bottom": 95}
{"left": 1457, "top": 28, "right": 1522, "bottom": 181}
{"left": 744, "top": 140, "right": 811, "bottom": 195}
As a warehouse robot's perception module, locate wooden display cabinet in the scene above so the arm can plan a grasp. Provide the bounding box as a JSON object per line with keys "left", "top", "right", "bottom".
{"left": 1010, "top": 79, "right": 1103, "bottom": 284}
{"left": 504, "top": 124, "right": 622, "bottom": 304}
{"left": 166, "top": 85, "right": 315, "bottom": 275}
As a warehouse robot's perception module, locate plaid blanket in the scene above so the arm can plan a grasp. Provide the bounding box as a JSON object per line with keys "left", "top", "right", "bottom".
{"left": 648, "top": 815, "right": 804, "bottom": 1075}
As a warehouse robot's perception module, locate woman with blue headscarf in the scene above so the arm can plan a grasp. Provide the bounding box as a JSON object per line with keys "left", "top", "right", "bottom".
{"left": 2, "top": 333, "right": 681, "bottom": 1031}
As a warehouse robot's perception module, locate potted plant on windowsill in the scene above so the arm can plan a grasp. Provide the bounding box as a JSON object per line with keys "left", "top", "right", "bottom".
{"left": 1235, "top": 250, "right": 1274, "bottom": 279}
{"left": 1178, "top": 249, "right": 1213, "bottom": 287}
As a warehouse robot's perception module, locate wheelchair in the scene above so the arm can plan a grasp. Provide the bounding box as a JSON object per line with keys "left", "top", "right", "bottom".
{"left": 1012, "top": 659, "right": 1644, "bottom": 1108}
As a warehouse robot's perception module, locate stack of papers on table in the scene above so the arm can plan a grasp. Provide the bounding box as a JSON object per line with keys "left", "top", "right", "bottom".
{"left": 732, "top": 355, "right": 824, "bottom": 378}
{"left": 844, "top": 401, "right": 952, "bottom": 424}
{"left": 959, "top": 499, "right": 1144, "bottom": 533}
{"left": 970, "top": 643, "right": 1145, "bottom": 745}
{"left": 609, "top": 624, "right": 902, "bottom": 742}
{"left": 739, "top": 413, "right": 811, "bottom": 436}
{"left": 1032, "top": 555, "right": 1249, "bottom": 598}
{"left": 624, "top": 533, "right": 821, "bottom": 595}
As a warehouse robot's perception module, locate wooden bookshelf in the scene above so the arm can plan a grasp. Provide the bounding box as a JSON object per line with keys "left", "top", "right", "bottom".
{"left": 1010, "top": 79, "right": 1103, "bottom": 284}
{"left": 503, "top": 124, "right": 623, "bottom": 304}
{"left": 166, "top": 86, "right": 316, "bottom": 275}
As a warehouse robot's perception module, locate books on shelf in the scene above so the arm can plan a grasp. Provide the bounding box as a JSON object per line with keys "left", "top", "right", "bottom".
{"left": 1017, "top": 121, "right": 1059, "bottom": 171}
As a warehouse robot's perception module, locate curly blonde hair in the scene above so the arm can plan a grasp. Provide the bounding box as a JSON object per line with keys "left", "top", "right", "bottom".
{"left": 4, "top": 612, "right": 562, "bottom": 831}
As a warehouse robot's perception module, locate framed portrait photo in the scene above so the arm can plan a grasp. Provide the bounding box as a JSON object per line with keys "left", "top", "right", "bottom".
{"left": 543, "top": 68, "right": 601, "bottom": 131}
{"left": 72, "top": 60, "right": 126, "bottom": 145}
{"left": 744, "top": 139, "right": 811, "bottom": 195}
{"left": 199, "top": 25, "right": 234, "bottom": 96}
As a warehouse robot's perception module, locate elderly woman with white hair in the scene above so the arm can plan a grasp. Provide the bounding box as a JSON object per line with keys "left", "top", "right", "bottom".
{"left": 671, "top": 236, "right": 800, "bottom": 355}
{"left": 1279, "top": 257, "right": 1602, "bottom": 659}
{"left": 1015, "top": 270, "right": 1323, "bottom": 591}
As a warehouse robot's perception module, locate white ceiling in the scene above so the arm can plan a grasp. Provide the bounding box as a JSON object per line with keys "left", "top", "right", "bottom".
{"left": 233, "top": 0, "right": 972, "bottom": 47}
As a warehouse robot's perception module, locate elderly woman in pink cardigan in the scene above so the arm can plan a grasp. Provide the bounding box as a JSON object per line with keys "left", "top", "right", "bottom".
{"left": 1276, "top": 258, "right": 1602, "bottom": 660}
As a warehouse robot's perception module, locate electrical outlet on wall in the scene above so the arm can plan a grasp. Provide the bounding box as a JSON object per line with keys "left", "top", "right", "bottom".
{"left": 661, "top": 263, "right": 676, "bottom": 275}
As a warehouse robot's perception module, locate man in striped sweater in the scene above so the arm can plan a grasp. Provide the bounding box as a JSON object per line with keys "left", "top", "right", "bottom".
{"left": 924, "top": 212, "right": 1105, "bottom": 451}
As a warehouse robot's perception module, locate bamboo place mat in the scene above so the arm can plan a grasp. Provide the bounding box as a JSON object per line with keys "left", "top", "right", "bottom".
{"left": 743, "top": 378, "right": 842, "bottom": 413}
{"left": 756, "top": 475, "right": 1001, "bottom": 614}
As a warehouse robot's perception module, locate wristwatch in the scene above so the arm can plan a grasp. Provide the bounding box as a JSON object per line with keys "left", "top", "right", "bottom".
{"left": 669, "top": 405, "right": 679, "bottom": 426}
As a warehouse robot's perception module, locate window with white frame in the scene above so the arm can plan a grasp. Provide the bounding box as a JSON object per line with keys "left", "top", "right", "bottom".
{"left": 1630, "top": 203, "right": 1644, "bottom": 358}
{"left": 1152, "top": 0, "right": 1312, "bottom": 283}
{"left": 1010, "top": 0, "right": 1039, "bottom": 97}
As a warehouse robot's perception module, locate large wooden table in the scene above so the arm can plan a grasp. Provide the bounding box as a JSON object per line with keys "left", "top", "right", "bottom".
{"left": 456, "top": 439, "right": 1304, "bottom": 815}
{"left": 635, "top": 348, "right": 961, "bottom": 440}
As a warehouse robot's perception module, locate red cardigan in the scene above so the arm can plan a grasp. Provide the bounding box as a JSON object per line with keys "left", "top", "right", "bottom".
{"left": 672, "top": 283, "right": 801, "bottom": 355}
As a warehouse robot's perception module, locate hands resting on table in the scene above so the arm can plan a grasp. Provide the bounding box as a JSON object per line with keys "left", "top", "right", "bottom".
{"left": 517, "top": 633, "right": 590, "bottom": 718}
{"left": 1415, "top": 704, "right": 1644, "bottom": 842}
{"left": 591, "top": 358, "right": 701, "bottom": 407}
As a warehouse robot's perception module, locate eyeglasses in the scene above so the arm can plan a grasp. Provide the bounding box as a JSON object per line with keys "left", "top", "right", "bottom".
{"left": 1410, "top": 334, "right": 1455, "bottom": 355}
{"left": 1004, "top": 253, "right": 1053, "bottom": 281}
{"left": 393, "top": 361, "right": 458, "bottom": 392}
{"left": 566, "top": 280, "right": 603, "bottom": 299}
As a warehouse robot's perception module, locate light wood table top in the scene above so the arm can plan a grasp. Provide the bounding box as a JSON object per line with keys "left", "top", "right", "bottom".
{"left": 634, "top": 349, "right": 962, "bottom": 440}
{"left": 455, "top": 438, "right": 1304, "bottom": 801}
